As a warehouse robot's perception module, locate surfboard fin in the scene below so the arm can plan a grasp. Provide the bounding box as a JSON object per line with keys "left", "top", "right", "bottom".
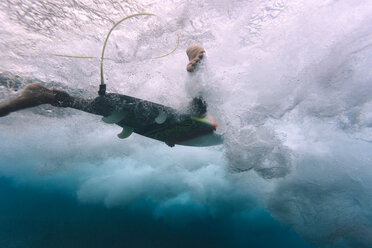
{"left": 102, "top": 109, "right": 127, "bottom": 124}
{"left": 155, "top": 109, "right": 167, "bottom": 124}
{"left": 117, "top": 126, "right": 133, "bottom": 139}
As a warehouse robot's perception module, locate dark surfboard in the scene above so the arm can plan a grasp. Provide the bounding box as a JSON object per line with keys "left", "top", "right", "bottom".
{"left": 89, "top": 93, "right": 223, "bottom": 147}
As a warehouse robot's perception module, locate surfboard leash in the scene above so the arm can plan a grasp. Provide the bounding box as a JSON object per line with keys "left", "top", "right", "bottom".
{"left": 48, "top": 13, "right": 180, "bottom": 96}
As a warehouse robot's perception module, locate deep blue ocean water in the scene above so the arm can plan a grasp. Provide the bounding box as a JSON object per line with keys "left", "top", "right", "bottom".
{"left": 0, "top": 177, "right": 312, "bottom": 248}
{"left": 1, "top": 1, "right": 372, "bottom": 247}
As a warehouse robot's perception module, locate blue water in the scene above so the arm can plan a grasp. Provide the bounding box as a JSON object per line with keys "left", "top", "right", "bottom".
{"left": 1, "top": 1, "right": 372, "bottom": 247}
{"left": 0, "top": 177, "right": 312, "bottom": 248}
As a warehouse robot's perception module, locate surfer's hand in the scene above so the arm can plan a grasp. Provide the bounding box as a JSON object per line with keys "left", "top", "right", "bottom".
{"left": 186, "top": 44, "right": 205, "bottom": 72}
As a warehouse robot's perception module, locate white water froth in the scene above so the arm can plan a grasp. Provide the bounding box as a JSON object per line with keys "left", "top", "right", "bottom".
{"left": 1, "top": 1, "right": 372, "bottom": 247}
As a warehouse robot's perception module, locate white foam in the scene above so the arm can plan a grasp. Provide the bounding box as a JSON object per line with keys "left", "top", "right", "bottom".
{"left": 1, "top": 1, "right": 372, "bottom": 246}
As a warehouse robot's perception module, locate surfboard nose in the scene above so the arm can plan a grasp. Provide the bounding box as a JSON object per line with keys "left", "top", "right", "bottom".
{"left": 176, "top": 133, "right": 224, "bottom": 147}
{"left": 168, "top": 116, "right": 223, "bottom": 147}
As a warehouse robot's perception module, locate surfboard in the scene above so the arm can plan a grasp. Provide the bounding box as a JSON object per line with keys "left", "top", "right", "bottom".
{"left": 91, "top": 93, "right": 223, "bottom": 147}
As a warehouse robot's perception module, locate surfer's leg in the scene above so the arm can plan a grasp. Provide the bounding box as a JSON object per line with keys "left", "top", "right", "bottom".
{"left": 0, "top": 83, "right": 94, "bottom": 117}
{"left": 51, "top": 88, "right": 97, "bottom": 113}
{"left": 186, "top": 44, "right": 205, "bottom": 72}
{"left": 0, "top": 83, "right": 54, "bottom": 117}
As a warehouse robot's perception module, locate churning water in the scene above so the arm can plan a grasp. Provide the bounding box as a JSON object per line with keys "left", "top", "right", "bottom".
{"left": 1, "top": 1, "right": 372, "bottom": 247}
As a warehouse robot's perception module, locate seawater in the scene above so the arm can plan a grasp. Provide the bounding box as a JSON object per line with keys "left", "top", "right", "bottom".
{"left": 1, "top": 1, "right": 372, "bottom": 247}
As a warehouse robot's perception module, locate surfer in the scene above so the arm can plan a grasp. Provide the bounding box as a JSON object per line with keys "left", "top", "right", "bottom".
{"left": 0, "top": 44, "right": 207, "bottom": 118}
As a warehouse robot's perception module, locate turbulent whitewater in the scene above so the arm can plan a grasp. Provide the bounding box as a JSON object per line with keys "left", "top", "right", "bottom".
{"left": 1, "top": 1, "right": 372, "bottom": 247}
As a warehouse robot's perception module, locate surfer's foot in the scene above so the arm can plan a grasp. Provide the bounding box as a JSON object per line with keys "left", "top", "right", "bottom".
{"left": 0, "top": 102, "right": 11, "bottom": 117}
{"left": 0, "top": 83, "right": 71, "bottom": 117}
{"left": 186, "top": 44, "right": 205, "bottom": 72}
